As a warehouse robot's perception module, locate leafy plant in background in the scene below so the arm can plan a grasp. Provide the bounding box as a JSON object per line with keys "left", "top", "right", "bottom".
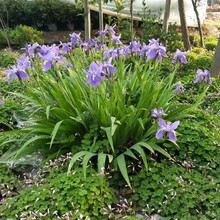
{"left": 141, "top": 7, "right": 181, "bottom": 52}
{"left": 204, "top": 34, "right": 218, "bottom": 51}
{"left": 0, "top": 25, "right": 43, "bottom": 48}
{"left": 0, "top": 49, "right": 18, "bottom": 68}
{"left": 9, "top": 25, "right": 43, "bottom": 48}
{"left": 0, "top": 0, "right": 83, "bottom": 30}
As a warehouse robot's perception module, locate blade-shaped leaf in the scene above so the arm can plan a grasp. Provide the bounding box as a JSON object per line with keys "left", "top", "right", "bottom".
{"left": 117, "top": 154, "right": 131, "bottom": 188}
{"left": 83, "top": 152, "right": 96, "bottom": 177}
{"left": 50, "top": 120, "right": 63, "bottom": 149}
{"left": 15, "top": 135, "right": 49, "bottom": 159}
{"left": 107, "top": 154, "right": 113, "bottom": 163}
{"left": 68, "top": 151, "right": 88, "bottom": 174}
{"left": 111, "top": 117, "right": 117, "bottom": 136}
{"left": 138, "top": 142, "right": 154, "bottom": 153}
{"left": 98, "top": 153, "right": 107, "bottom": 173}
{"left": 46, "top": 105, "right": 51, "bottom": 119}
{"left": 148, "top": 142, "right": 172, "bottom": 159}
{"left": 130, "top": 144, "right": 148, "bottom": 171}
{"left": 101, "top": 127, "right": 114, "bottom": 152}
{"left": 124, "top": 149, "right": 138, "bottom": 160}
{"left": 138, "top": 118, "right": 145, "bottom": 130}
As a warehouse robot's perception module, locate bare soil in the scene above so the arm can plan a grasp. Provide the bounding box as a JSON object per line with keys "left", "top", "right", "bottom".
{"left": 41, "top": 12, "right": 220, "bottom": 44}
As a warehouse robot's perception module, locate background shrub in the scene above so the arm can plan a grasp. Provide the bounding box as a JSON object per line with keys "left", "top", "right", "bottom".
{"left": 8, "top": 25, "right": 43, "bottom": 47}
{"left": 0, "top": 0, "right": 84, "bottom": 30}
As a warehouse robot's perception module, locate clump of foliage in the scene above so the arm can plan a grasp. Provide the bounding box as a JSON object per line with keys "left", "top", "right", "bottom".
{"left": 141, "top": 7, "right": 181, "bottom": 52}
{"left": 0, "top": 0, "right": 83, "bottom": 30}
{"left": 9, "top": 25, "right": 43, "bottom": 47}
{"left": 132, "top": 160, "right": 220, "bottom": 219}
{"left": 1, "top": 24, "right": 211, "bottom": 189}
{"left": 1, "top": 155, "right": 116, "bottom": 219}
{"left": 0, "top": 25, "right": 43, "bottom": 48}
{"left": 0, "top": 50, "right": 18, "bottom": 68}
{"left": 204, "top": 35, "right": 218, "bottom": 51}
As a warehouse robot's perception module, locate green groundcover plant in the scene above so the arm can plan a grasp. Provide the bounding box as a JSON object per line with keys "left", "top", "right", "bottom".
{"left": 1, "top": 153, "right": 116, "bottom": 219}
{"left": 0, "top": 26, "right": 210, "bottom": 187}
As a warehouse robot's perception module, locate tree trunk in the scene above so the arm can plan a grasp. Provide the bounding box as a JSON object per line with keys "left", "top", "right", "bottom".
{"left": 84, "top": 0, "right": 91, "bottom": 42}
{"left": 178, "top": 0, "right": 191, "bottom": 51}
{"left": 191, "top": 0, "right": 204, "bottom": 47}
{"left": 99, "top": 0, "right": 104, "bottom": 44}
{"left": 163, "top": 0, "right": 172, "bottom": 33}
{"left": 130, "top": 0, "right": 134, "bottom": 42}
{"left": 210, "top": 36, "right": 220, "bottom": 78}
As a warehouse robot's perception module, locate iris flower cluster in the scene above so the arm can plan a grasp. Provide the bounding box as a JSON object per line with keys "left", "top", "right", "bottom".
{"left": 151, "top": 107, "right": 180, "bottom": 141}
{"left": 4, "top": 56, "right": 30, "bottom": 85}
{"left": 83, "top": 58, "right": 117, "bottom": 87}
{"left": 194, "top": 69, "right": 212, "bottom": 84}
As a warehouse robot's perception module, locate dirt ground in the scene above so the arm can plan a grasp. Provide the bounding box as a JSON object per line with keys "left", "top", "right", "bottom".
{"left": 42, "top": 12, "right": 220, "bottom": 44}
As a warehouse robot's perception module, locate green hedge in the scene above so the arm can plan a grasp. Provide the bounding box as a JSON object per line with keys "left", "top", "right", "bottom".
{"left": 0, "top": 0, "right": 84, "bottom": 30}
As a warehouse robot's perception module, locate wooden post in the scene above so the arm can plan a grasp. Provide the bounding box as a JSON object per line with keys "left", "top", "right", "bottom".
{"left": 130, "top": 0, "right": 134, "bottom": 42}
{"left": 210, "top": 36, "right": 220, "bottom": 78}
{"left": 191, "top": 0, "right": 204, "bottom": 48}
{"left": 99, "top": 0, "right": 104, "bottom": 44}
{"left": 178, "top": 0, "right": 191, "bottom": 51}
{"left": 163, "top": 0, "right": 172, "bottom": 34}
{"left": 84, "top": 0, "right": 91, "bottom": 42}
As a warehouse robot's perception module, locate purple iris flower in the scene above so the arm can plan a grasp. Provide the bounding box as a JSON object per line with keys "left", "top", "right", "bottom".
{"left": 173, "top": 49, "right": 188, "bottom": 64}
{"left": 103, "top": 48, "right": 119, "bottom": 60}
{"left": 98, "top": 25, "right": 109, "bottom": 36}
{"left": 60, "top": 42, "right": 72, "bottom": 53}
{"left": 4, "top": 65, "right": 29, "bottom": 84}
{"left": 22, "top": 42, "right": 40, "bottom": 58}
{"left": 149, "top": 38, "right": 160, "bottom": 45}
{"left": 39, "top": 46, "right": 66, "bottom": 71}
{"left": 175, "top": 81, "right": 184, "bottom": 94}
{"left": 109, "top": 25, "right": 116, "bottom": 35}
{"left": 97, "top": 58, "right": 117, "bottom": 78}
{"left": 83, "top": 62, "right": 107, "bottom": 88}
{"left": 111, "top": 35, "right": 122, "bottom": 45}
{"left": 0, "top": 99, "right": 5, "bottom": 105}
{"left": 17, "top": 56, "right": 30, "bottom": 70}
{"left": 151, "top": 108, "right": 167, "bottom": 119}
{"left": 88, "top": 38, "right": 96, "bottom": 47}
{"left": 146, "top": 44, "right": 168, "bottom": 62}
{"left": 122, "top": 45, "right": 131, "bottom": 55}
{"left": 143, "top": 39, "right": 168, "bottom": 62}
{"left": 129, "top": 41, "right": 141, "bottom": 54}
{"left": 70, "top": 32, "right": 82, "bottom": 46}
{"left": 80, "top": 42, "right": 88, "bottom": 51}
{"left": 156, "top": 118, "right": 180, "bottom": 141}
{"left": 194, "top": 69, "right": 212, "bottom": 84}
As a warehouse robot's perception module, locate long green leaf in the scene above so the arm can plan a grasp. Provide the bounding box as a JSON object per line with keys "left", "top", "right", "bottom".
{"left": 15, "top": 135, "right": 49, "bottom": 159}
{"left": 101, "top": 127, "right": 114, "bottom": 152}
{"left": 124, "top": 149, "right": 138, "bottom": 160}
{"left": 68, "top": 151, "right": 88, "bottom": 174}
{"left": 138, "top": 142, "right": 154, "bottom": 153}
{"left": 83, "top": 152, "right": 96, "bottom": 177}
{"left": 46, "top": 105, "right": 51, "bottom": 119}
{"left": 50, "top": 120, "right": 63, "bottom": 149}
{"left": 148, "top": 142, "right": 172, "bottom": 159}
{"left": 98, "top": 153, "right": 107, "bottom": 173}
{"left": 117, "top": 154, "right": 131, "bottom": 187}
{"left": 130, "top": 144, "right": 148, "bottom": 170}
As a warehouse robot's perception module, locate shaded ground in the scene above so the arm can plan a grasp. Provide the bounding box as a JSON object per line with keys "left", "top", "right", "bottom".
{"left": 42, "top": 12, "right": 220, "bottom": 44}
